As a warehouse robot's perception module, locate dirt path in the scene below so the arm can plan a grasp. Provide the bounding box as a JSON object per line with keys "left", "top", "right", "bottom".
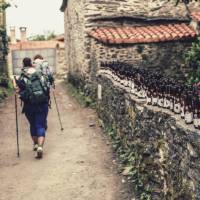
{"left": 0, "top": 82, "right": 128, "bottom": 200}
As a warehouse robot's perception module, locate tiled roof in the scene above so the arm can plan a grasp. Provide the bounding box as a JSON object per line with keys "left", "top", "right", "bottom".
{"left": 9, "top": 41, "right": 64, "bottom": 50}
{"left": 191, "top": 12, "right": 200, "bottom": 22}
{"left": 89, "top": 23, "right": 198, "bottom": 44}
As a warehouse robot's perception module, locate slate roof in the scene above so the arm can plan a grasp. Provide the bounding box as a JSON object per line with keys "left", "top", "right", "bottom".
{"left": 89, "top": 23, "right": 198, "bottom": 44}
{"left": 61, "top": 0, "right": 192, "bottom": 21}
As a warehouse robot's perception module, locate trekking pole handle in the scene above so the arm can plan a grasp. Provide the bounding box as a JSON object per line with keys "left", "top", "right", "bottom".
{"left": 15, "top": 92, "right": 20, "bottom": 157}
{"left": 13, "top": 76, "right": 20, "bottom": 94}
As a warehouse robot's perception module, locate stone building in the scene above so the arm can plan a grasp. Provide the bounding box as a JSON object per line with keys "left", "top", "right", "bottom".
{"left": 8, "top": 27, "right": 66, "bottom": 78}
{"left": 61, "top": 0, "right": 200, "bottom": 87}
{"left": 61, "top": 1, "right": 200, "bottom": 199}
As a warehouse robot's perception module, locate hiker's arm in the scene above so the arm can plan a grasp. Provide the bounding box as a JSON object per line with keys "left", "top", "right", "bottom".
{"left": 11, "top": 76, "right": 20, "bottom": 93}
{"left": 14, "top": 75, "right": 26, "bottom": 91}
{"left": 46, "top": 66, "right": 55, "bottom": 87}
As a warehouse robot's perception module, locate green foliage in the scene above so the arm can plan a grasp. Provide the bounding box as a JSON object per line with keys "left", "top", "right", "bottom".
{"left": 103, "top": 123, "right": 153, "bottom": 200}
{"left": 0, "top": 1, "right": 11, "bottom": 11}
{"left": 0, "top": 73, "right": 10, "bottom": 87}
{"left": 0, "top": 28, "right": 8, "bottom": 58}
{"left": 0, "top": 74, "right": 13, "bottom": 101}
{"left": 28, "top": 31, "right": 56, "bottom": 41}
{"left": 185, "top": 37, "right": 200, "bottom": 84}
{"left": 66, "top": 82, "right": 96, "bottom": 108}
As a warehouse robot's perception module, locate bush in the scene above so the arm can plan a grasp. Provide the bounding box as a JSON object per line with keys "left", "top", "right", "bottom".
{"left": 0, "top": 74, "right": 13, "bottom": 102}
{"left": 0, "top": 73, "right": 10, "bottom": 88}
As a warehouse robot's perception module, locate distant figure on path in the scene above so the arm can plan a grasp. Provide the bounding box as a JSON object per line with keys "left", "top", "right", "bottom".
{"left": 15, "top": 57, "right": 54, "bottom": 159}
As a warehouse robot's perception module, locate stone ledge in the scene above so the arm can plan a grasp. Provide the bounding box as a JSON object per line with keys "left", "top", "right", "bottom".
{"left": 97, "top": 69, "right": 200, "bottom": 135}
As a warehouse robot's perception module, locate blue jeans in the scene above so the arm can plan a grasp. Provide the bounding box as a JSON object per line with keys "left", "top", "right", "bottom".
{"left": 24, "top": 103, "right": 49, "bottom": 137}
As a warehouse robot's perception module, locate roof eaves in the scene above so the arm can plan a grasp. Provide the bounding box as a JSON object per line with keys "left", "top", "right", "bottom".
{"left": 60, "top": 0, "right": 68, "bottom": 12}
{"left": 88, "top": 23, "right": 198, "bottom": 45}
{"left": 90, "top": 15, "right": 190, "bottom": 23}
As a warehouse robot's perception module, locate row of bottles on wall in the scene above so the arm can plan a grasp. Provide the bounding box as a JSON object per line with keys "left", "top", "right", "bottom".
{"left": 100, "top": 61, "right": 200, "bottom": 130}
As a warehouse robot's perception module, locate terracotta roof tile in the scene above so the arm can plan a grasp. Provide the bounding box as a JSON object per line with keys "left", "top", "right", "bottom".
{"left": 191, "top": 12, "right": 200, "bottom": 22}
{"left": 89, "top": 23, "right": 198, "bottom": 44}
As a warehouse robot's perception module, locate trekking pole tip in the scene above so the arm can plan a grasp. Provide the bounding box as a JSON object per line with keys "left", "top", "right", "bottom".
{"left": 61, "top": 128, "right": 64, "bottom": 131}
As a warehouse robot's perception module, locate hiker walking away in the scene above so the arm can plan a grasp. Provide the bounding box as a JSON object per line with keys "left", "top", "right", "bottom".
{"left": 33, "top": 54, "right": 64, "bottom": 131}
{"left": 15, "top": 57, "right": 51, "bottom": 159}
{"left": 33, "top": 54, "right": 55, "bottom": 129}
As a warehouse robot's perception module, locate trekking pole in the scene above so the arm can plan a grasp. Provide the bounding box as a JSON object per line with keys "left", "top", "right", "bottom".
{"left": 14, "top": 76, "right": 20, "bottom": 157}
{"left": 52, "top": 86, "right": 64, "bottom": 131}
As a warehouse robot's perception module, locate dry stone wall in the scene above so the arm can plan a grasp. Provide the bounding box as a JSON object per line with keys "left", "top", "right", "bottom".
{"left": 64, "top": 0, "right": 88, "bottom": 86}
{"left": 97, "top": 71, "right": 200, "bottom": 200}
{"left": 90, "top": 38, "right": 194, "bottom": 81}
{"left": 56, "top": 47, "right": 67, "bottom": 79}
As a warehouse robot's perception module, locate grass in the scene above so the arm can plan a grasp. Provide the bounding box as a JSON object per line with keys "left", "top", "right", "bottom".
{"left": 66, "top": 82, "right": 96, "bottom": 108}
{"left": 0, "top": 76, "right": 14, "bottom": 102}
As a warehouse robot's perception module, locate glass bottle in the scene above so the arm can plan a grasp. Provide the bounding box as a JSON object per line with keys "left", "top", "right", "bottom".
{"left": 152, "top": 82, "right": 158, "bottom": 106}
{"left": 164, "top": 84, "right": 170, "bottom": 109}
{"left": 169, "top": 84, "right": 174, "bottom": 112}
{"left": 157, "top": 83, "right": 164, "bottom": 108}
{"left": 174, "top": 86, "right": 181, "bottom": 114}
{"left": 193, "top": 91, "right": 200, "bottom": 129}
{"left": 184, "top": 91, "right": 193, "bottom": 124}
{"left": 180, "top": 91, "right": 185, "bottom": 119}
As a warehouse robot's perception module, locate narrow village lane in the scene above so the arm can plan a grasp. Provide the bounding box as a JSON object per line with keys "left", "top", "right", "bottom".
{"left": 0, "top": 82, "right": 127, "bottom": 200}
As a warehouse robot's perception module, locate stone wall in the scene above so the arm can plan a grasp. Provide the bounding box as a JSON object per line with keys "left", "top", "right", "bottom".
{"left": 64, "top": 0, "right": 89, "bottom": 86}
{"left": 97, "top": 72, "right": 200, "bottom": 200}
{"left": 90, "top": 38, "right": 194, "bottom": 81}
{"left": 56, "top": 46, "right": 67, "bottom": 79}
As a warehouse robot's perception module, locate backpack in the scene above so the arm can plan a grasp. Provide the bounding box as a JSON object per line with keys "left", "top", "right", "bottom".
{"left": 34, "top": 59, "right": 54, "bottom": 87}
{"left": 19, "top": 67, "right": 49, "bottom": 104}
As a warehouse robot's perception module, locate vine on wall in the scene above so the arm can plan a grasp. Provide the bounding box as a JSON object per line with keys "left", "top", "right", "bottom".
{"left": 0, "top": 28, "right": 8, "bottom": 60}
{"left": 0, "top": 1, "right": 10, "bottom": 60}
{"left": 0, "top": 1, "right": 10, "bottom": 11}
{"left": 185, "top": 37, "right": 200, "bottom": 85}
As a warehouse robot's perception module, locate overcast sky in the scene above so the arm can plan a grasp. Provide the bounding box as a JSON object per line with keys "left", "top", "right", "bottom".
{"left": 6, "top": 0, "right": 64, "bottom": 38}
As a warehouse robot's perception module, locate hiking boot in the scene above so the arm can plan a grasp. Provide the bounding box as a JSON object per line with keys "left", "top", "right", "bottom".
{"left": 37, "top": 146, "right": 43, "bottom": 159}
{"left": 33, "top": 144, "right": 38, "bottom": 151}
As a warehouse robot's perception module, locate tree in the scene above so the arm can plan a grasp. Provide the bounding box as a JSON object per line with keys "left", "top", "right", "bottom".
{"left": 28, "top": 31, "right": 56, "bottom": 41}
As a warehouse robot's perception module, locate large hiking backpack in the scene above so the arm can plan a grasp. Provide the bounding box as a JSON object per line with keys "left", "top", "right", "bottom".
{"left": 34, "top": 59, "right": 54, "bottom": 87}
{"left": 19, "top": 68, "right": 49, "bottom": 104}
